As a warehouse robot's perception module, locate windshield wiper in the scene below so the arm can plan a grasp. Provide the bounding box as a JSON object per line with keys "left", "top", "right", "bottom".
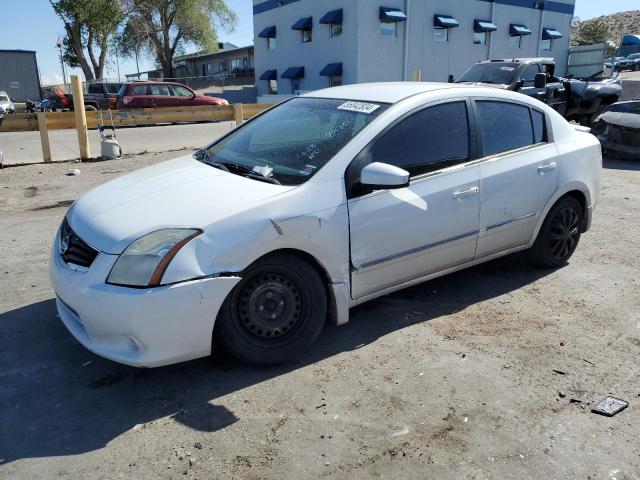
{"left": 217, "top": 161, "right": 282, "bottom": 185}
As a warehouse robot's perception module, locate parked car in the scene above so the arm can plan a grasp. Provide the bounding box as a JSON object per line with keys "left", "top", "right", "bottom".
{"left": 592, "top": 96, "right": 640, "bottom": 160}
{"left": 81, "top": 82, "right": 121, "bottom": 110}
{"left": 454, "top": 58, "right": 622, "bottom": 125}
{"left": 116, "top": 81, "right": 228, "bottom": 109}
{"left": 625, "top": 53, "right": 640, "bottom": 70}
{"left": 50, "top": 83, "right": 602, "bottom": 367}
{"left": 604, "top": 57, "right": 635, "bottom": 72}
{"left": 0, "top": 91, "right": 15, "bottom": 113}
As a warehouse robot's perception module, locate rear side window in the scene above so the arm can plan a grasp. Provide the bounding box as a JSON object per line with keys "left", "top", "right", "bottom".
{"left": 150, "top": 84, "right": 170, "bottom": 95}
{"left": 532, "top": 109, "right": 546, "bottom": 144}
{"left": 476, "top": 101, "right": 534, "bottom": 156}
{"left": 132, "top": 85, "right": 148, "bottom": 95}
{"left": 369, "top": 101, "right": 470, "bottom": 177}
{"left": 87, "top": 84, "right": 102, "bottom": 94}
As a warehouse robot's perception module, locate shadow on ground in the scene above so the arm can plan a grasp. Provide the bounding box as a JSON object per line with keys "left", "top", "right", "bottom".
{"left": 0, "top": 254, "right": 550, "bottom": 464}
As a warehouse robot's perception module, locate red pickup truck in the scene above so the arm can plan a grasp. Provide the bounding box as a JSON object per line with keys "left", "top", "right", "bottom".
{"left": 117, "top": 81, "right": 228, "bottom": 109}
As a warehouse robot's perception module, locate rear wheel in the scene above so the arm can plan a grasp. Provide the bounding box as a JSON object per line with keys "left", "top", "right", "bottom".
{"left": 528, "top": 196, "right": 583, "bottom": 268}
{"left": 216, "top": 254, "right": 327, "bottom": 365}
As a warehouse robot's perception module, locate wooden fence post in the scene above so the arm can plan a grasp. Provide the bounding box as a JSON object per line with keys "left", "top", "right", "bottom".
{"left": 234, "top": 103, "right": 244, "bottom": 126}
{"left": 70, "top": 75, "right": 91, "bottom": 160}
{"left": 37, "top": 112, "right": 52, "bottom": 163}
{"left": 412, "top": 69, "right": 422, "bottom": 82}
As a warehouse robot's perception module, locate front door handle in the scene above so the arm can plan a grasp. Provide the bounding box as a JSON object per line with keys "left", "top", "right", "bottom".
{"left": 538, "top": 162, "right": 557, "bottom": 174}
{"left": 452, "top": 186, "right": 479, "bottom": 200}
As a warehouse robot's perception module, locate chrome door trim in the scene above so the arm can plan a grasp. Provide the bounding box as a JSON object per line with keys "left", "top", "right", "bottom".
{"left": 355, "top": 229, "right": 479, "bottom": 272}
{"left": 482, "top": 212, "right": 538, "bottom": 235}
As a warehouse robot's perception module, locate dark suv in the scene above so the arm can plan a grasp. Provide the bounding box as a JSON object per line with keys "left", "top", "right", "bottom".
{"left": 117, "top": 82, "right": 228, "bottom": 109}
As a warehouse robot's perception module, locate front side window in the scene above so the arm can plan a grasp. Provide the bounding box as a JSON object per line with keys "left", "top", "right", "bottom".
{"left": 380, "top": 21, "right": 397, "bottom": 37}
{"left": 198, "top": 98, "right": 388, "bottom": 185}
{"left": 476, "top": 101, "right": 535, "bottom": 156}
{"left": 368, "top": 101, "right": 470, "bottom": 177}
{"left": 330, "top": 23, "right": 343, "bottom": 37}
{"left": 434, "top": 28, "right": 449, "bottom": 42}
{"left": 172, "top": 86, "right": 192, "bottom": 97}
{"left": 473, "top": 32, "right": 487, "bottom": 45}
{"left": 509, "top": 35, "right": 522, "bottom": 48}
{"left": 521, "top": 64, "right": 541, "bottom": 85}
{"left": 302, "top": 29, "right": 312, "bottom": 43}
{"left": 540, "top": 39, "right": 552, "bottom": 51}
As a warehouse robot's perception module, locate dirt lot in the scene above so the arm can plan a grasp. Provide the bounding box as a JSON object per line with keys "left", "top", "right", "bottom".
{"left": 0, "top": 152, "right": 639, "bottom": 479}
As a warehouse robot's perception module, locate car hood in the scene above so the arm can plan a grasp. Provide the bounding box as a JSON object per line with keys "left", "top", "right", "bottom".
{"left": 67, "top": 155, "right": 295, "bottom": 254}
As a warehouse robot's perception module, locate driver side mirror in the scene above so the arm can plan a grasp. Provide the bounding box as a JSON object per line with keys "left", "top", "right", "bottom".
{"left": 534, "top": 72, "right": 547, "bottom": 89}
{"left": 360, "top": 162, "right": 409, "bottom": 190}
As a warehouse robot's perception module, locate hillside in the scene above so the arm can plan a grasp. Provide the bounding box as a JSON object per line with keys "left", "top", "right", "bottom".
{"left": 572, "top": 10, "right": 640, "bottom": 45}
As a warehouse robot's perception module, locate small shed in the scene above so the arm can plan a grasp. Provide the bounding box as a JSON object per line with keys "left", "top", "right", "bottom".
{"left": 0, "top": 50, "right": 42, "bottom": 102}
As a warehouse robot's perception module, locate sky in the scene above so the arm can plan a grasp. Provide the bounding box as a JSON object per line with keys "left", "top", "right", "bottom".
{"left": 0, "top": 0, "right": 637, "bottom": 85}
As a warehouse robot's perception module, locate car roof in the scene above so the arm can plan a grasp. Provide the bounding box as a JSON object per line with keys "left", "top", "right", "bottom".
{"left": 305, "top": 82, "right": 472, "bottom": 104}
{"left": 477, "top": 57, "right": 555, "bottom": 65}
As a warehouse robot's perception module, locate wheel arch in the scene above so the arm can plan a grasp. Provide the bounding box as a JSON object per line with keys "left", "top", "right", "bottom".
{"left": 530, "top": 186, "right": 591, "bottom": 247}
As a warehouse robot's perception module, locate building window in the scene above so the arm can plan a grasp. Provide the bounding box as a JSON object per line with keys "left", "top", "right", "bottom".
{"left": 434, "top": 28, "right": 449, "bottom": 43}
{"left": 540, "top": 39, "right": 552, "bottom": 51}
{"left": 302, "top": 29, "right": 312, "bottom": 43}
{"left": 473, "top": 31, "right": 487, "bottom": 45}
{"left": 269, "top": 79, "right": 277, "bottom": 95}
{"left": 330, "top": 23, "right": 343, "bottom": 38}
{"left": 330, "top": 75, "right": 342, "bottom": 87}
{"left": 268, "top": 37, "right": 276, "bottom": 50}
{"left": 509, "top": 35, "right": 522, "bottom": 48}
{"left": 380, "top": 21, "right": 397, "bottom": 37}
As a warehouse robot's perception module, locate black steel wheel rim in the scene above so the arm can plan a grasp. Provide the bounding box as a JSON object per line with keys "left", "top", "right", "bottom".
{"left": 548, "top": 206, "right": 580, "bottom": 260}
{"left": 237, "top": 273, "right": 302, "bottom": 339}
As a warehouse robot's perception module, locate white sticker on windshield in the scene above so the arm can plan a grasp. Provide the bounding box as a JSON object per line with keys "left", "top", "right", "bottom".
{"left": 338, "top": 101, "right": 381, "bottom": 114}
{"left": 500, "top": 66, "right": 515, "bottom": 71}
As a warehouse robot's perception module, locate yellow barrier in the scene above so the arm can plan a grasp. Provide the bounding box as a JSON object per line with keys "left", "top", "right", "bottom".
{"left": 0, "top": 104, "right": 272, "bottom": 133}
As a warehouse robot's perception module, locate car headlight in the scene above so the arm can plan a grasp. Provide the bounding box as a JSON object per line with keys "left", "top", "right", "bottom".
{"left": 107, "top": 229, "right": 202, "bottom": 287}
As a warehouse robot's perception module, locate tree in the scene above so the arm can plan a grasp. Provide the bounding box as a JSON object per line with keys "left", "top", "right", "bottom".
{"left": 50, "top": 0, "right": 124, "bottom": 81}
{"left": 576, "top": 20, "right": 610, "bottom": 46}
{"left": 119, "top": 0, "right": 236, "bottom": 79}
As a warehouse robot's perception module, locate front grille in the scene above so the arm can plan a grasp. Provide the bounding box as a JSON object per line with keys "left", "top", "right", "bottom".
{"left": 59, "top": 218, "right": 99, "bottom": 268}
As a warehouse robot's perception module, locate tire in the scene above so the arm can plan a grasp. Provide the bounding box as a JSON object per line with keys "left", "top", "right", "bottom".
{"left": 215, "top": 253, "right": 328, "bottom": 365}
{"left": 528, "top": 196, "right": 583, "bottom": 269}
{"left": 85, "top": 105, "right": 98, "bottom": 111}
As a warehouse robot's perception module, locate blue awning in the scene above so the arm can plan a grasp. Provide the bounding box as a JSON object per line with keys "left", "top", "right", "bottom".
{"left": 434, "top": 15, "right": 460, "bottom": 29}
{"left": 510, "top": 24, "right": 532, "bottom": 36}
{"left": 292, "top": 17, "right": 313, "bottom": 30}
{"left": 259, "top": 69, "right": 277, "bottom": 81}
{"left": 474, "top": 20, "right": 497, "bottom": 32}
{"left": 319, "top": 9, "right": 343, "bottom": 24}
{"left": 319, "top": 63, "right": 342, "bottom": 76}
{"left": 282, "top": 66, "right": 305, "bottom": 79}
{"left": 379, "top": 7, "right": 407, "bottom": 22}
{"left": 258, "top": 25, "right": 276, "bottom": 38}
{"left": 542, "top": 28, "right": 563, "bottom": 40}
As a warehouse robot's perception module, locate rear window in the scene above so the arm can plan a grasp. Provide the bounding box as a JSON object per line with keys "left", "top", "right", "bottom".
{"left": 476, "top": 101, "right": 534, "bottom": 156}
{"left": 105, "top": 83, "right": 121, "bottom": 94}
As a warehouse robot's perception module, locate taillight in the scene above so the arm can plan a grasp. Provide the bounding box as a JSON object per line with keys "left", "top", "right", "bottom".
{"left": 123, "top": 96, "right": 133, "bottom": 105}
{"left": 109, "top": 97, "right": 117, "bottom": 108}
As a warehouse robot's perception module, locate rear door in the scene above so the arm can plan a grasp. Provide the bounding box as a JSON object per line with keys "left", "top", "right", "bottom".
{"left": 347, "top": 100, "right": 481, "bottom": 299}
{"left": 147, "top": 84, "right": 172, "bottom": 107}
{"left": 473, "top": 100, "right": 558, "bottom": 258}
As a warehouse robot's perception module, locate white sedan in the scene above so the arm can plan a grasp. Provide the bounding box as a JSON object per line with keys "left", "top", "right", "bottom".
{"left": 50, "top": 83, "right": 602, "bottom": 367}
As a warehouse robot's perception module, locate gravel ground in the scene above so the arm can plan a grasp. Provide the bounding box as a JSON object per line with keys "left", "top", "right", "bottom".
{"left": 0, "top": 152, "right": 639, "bottom": 479}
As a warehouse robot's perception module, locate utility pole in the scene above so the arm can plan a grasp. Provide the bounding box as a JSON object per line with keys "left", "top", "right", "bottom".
{"left": 56, "top": 35, "right": 67, "bottom": 85}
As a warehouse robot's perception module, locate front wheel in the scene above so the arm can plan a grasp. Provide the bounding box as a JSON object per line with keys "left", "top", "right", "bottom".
{"left": 215, "top": 254, "right": 327, "bottom": 365}
{"left": 528, "top": 196, "right": 583, "bottom": 268}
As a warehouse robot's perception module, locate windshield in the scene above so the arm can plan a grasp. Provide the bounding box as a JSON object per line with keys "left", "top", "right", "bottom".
{"left": 456, "top": 63, "right": 518, "bottom": 85}
{"left": 0, "top": 94, "right": 9, "bottom": 102}
{"left": 196, "top": 97, "right": 388, "bottom": 185}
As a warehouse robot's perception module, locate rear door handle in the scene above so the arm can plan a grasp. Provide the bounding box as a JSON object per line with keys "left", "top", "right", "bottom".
{"left": 452, "top": 186, "right": 479, "bottom": 200}
{"left": 538, "top": 162, "right": 557, "bottom": 174}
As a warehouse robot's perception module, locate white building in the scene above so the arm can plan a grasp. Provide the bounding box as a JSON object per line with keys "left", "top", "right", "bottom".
{"left": 252, "top": 0, "right": 575, "bottom": 98}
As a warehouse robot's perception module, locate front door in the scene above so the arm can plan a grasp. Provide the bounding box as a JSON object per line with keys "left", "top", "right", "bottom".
{"left": 473, "top": 100, "right": 559, "bottom": 257}
{"left": 347, "top": 100, "right": 481, "bottom": 299}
